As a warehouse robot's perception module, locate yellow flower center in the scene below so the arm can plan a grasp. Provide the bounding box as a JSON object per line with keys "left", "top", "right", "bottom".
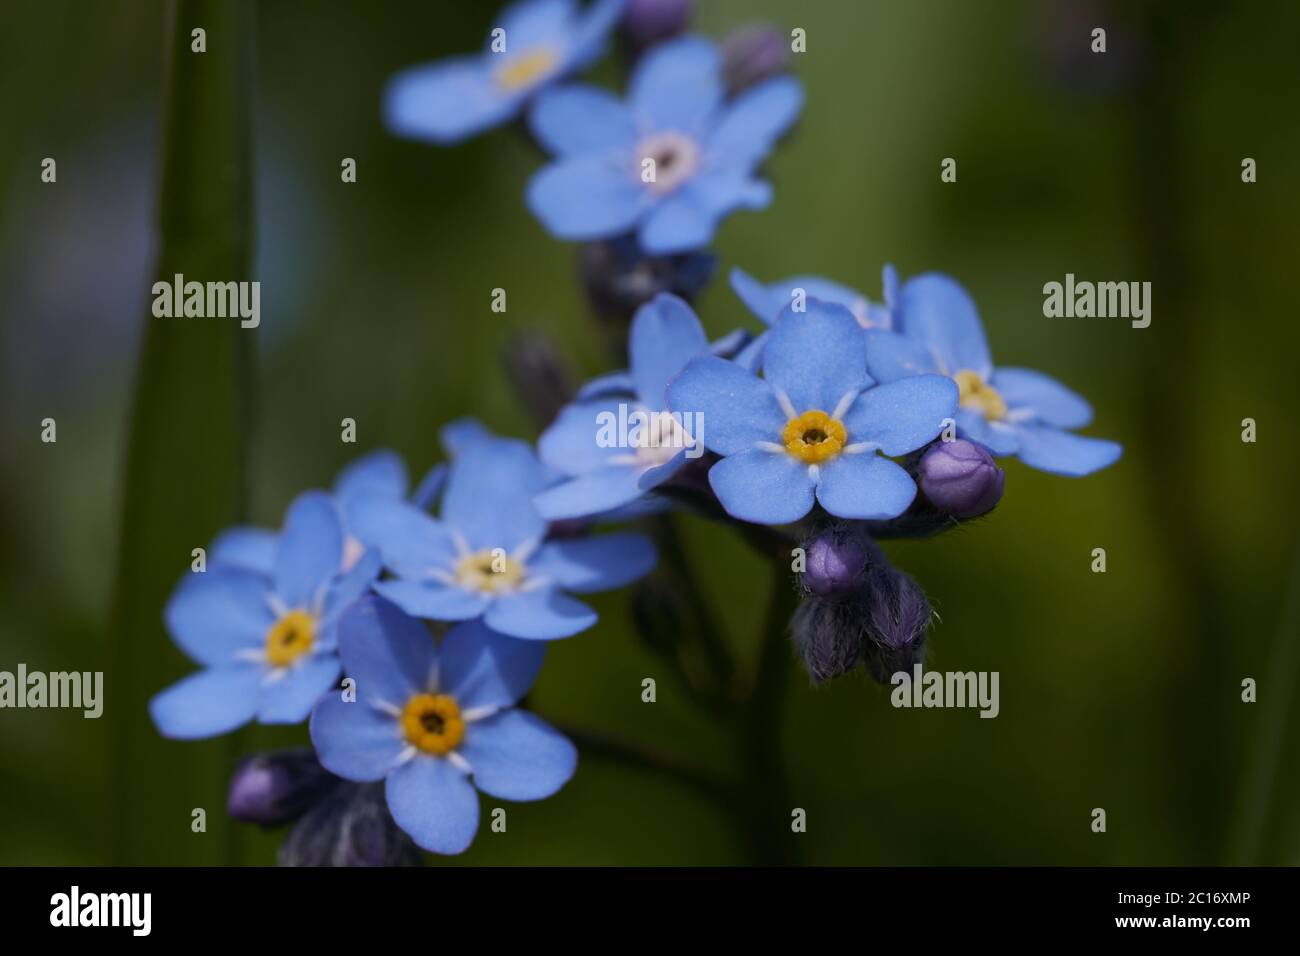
{"left": 495, "top": 48, "right": 557, "bottom": 91}
{"left": 401, "top": 693, "right": 465, "bottom": 755}
{"left": 953, "top": 369, "right": 1007, "bottom": 421}
{"left": 264, "top": 610, "right": 317, "bottom": 668}
{"left": 455, "top": 549, "right": 525, "bottom": 594}
{"left": 782, "top": 410, "right": 848, "bottom": 463}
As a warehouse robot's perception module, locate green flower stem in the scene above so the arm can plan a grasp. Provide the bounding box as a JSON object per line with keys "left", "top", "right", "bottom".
{"left": 107, "top": 0, "right": 255, "bottom": 865}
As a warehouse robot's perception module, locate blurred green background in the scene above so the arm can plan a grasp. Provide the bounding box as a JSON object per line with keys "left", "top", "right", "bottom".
{"left": 2, "top": 0, "right": 1299, "bottom": 866}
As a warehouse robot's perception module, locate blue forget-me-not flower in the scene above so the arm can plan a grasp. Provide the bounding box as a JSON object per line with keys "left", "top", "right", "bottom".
{"left": 150, "top": 492, "right": 381, "bottom": 739}
{"left": 535, "top": 293, "right": 711, "bottom": 520}
{"left": 349, "top": 423, "right": 656, "bottom": 639}
{"left": 667, "top": 299, "right": 957, "bottom": 524}
{"left": 310, "top": 596, "right": 576, "bottom": 855}
{"left": 386, "top": 0, "right": 627, "bottom": 145}
{"left": 861, "top": 271, "right": 1122, "bottom": 476}
{"left": 526, "top": 35, "right": 803, "bottom": 254}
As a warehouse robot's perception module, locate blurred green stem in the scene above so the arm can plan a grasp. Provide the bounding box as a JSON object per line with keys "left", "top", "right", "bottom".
{"left": 1229, "top": 540, "right": 1300, "bottom": 864}
{"left": 738, "top": 553, "right": 800, "bottom": 866}
{"left": 107, "top": 0, "right": 255, "bottom": 865}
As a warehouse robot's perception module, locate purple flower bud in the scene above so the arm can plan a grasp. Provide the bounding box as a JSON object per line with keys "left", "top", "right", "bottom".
{"left": 721, "top": 24, "right": 790, "bottom": 96}
{"left": 279, "top": 782, "right": 423, "bottom": 867}
{"left": 580, "top": 236, "right": 716, "bottom": 324}
{"left": 918, "top": 439, "right": 1005, "bottom": 519}
{"left": 801, "top": 530, "right": 868, "bottom": 597}
{"left": 791, "top": 597, "right": 867, "bottom": 684}
{"left": 862, "top": 564, "right": 932, "bottom": 685}
{"left": 228, "top": 749, "right": 338, "bottom": 828}
{"left": 621, "top": 0, "right": 694, "bottom": 54}
{"left": 501, "top": 331, "right": 577, "bottom": 431}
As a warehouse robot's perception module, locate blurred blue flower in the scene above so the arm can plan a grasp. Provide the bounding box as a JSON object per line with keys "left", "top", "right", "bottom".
{"left": 350, "top": 423, "right": 656, "bottom": 639}
{"left": 209, "top": 449, "right": 446, "bottom": 577}
{"left": 150, "top": 492, "right": 381, "bottom": 739}
{"left": 863, "top": 272, "right": 1122, "bottom": 476}
{"left": 728, "top": 264, "right": 896, "bottom": 369}
{"left": 310, "top": 597, "right": 576, "bottom": 855}
{"left": 535, "top": 293, "right": 711, "bottom": 520}
{"left": 526, "top": 35, "right": 803, "bottom": 254}
{"left": 667, "top": 300, "right": 956, "bottom": 524}
{"left": 385, "top": 0, "right": 627, "bottom": 144}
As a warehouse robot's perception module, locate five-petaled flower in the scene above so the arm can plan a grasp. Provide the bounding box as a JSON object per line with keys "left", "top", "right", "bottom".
{"left": 385, "top": 0, "right": 627, "bottom": 145}
{"left": 526, "top": 34, "right": 803, "bottom": 254}
{"left": 667, "top": 299, "right": 957, "bottom": 525}
{"left": 310, "top": 596, "right": 576, "bottom": 855}
{"left": 862, "top": 270, "right": 1122, "bottom": 476}
{"left": 349, "top": 423, "right": 657, "bottom": 639}
{"left": 535, "top": 293, "right": 711, "bottom": 520}
{"left": 150, "top": 492, "right": 381, "bottom": 739}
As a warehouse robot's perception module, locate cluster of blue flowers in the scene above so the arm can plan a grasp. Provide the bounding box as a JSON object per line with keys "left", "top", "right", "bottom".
{"left": 152, "top": 0, "right": 1119, "bottom": 860}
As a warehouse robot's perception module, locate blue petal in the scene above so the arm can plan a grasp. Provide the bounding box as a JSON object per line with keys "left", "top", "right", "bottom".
{"left": 896, "top": 273, "right": 993, "bottom": 378}
{"left": 709, "top": 327, "right": 751, "bottom": 358}
{"left": 708, "top": 449, "right": 816, "bottom": 524}
{"left": 707, "top": 75, "right": 803, "bottom": 166}
{"left": 208, "top": 525, "right": 277, "bottom": 574}
{"left": 461, "top": 710, "right": 577, "bottom": 801}
{"left": 955, "top": 409, "right": 1020, "bottom": 455}
{"left": 441, "top": 416, "right": 494, "bottom": 457}
{"left": 529, "top": 84, "right": 637, "bottom": 156}
{"left": 438, "top": 619, "right": 546, "bottom": 710}
{"left": 530, "top": 533, "right": 657, "bottom": 593}
{"left": 881, "top": 263, "right": 900, "bottom": 311}
{"left": 334, "top": 449, "right": 408, "bottom": 508}
{"left": 484, "top": 587, "right": 597, "bottom": 640}
{"left": 257, "top": 655, "right": 341, "bottom": 724}
{"left": 385, "top": 756, "right": 479, "bottom": 855}
{"left": 666, "top": 355, "right": 785, "bottom": 455}
{"left": 374, "top": 580, "right": 490, "bottom": 624}
{"left": 440, "top": 437, "right": 550, "bottom": 552}
{"left": 778, "top": 276, "right": 872, "bottom": 326}
{"left": 410, "top": 463, "right": 449, "bottom": 512}
{"left": 321, "top": 549, "right": 382, "bottom": 624}
{"left": 864, "top": 329, "right": 940, "bottom": 382}
{"left": 1012, "top": 425, "right": 1122, "bottom": 476}
{"left": 564, "top": 0, "right": 627, "bottom": 69}
{"left": 575, "top": 369, "right": 636, "bottom": 400}
{"left": 762, "top": 300, "right": 872, "bottom": 413}
{"left": 840, "top": 375, "right": 957, "bottom": 456}
{"left": 629, "top": 35, "right": 723, "bottom": 134}
{"left": 310, "top": 693, "right": 406, "bottom": 783}
{"left": 815, "top": 454, "right": 917, "bottom": 520}
{"left": 534, "top": 462, "right": 667, "bottom": 520}
{"left": 638, "top": 172, "right": 770, "bottom": 255}
{"left": 337, "top": 596, "right": 438, "bottom": 705}
{"left": 731, "top": 330, "right": 768, "bottom": 372}
{"left": 164, "top": 568, "right": 273, "bottom": 667}
{"left": 537, "top": 398, "right": 626, "bottom": 477}
{"left": 348, "top": 496, "right": 458, "bottom": 578}
{"left": 149, "top": 665, "right": 263, "bottom": 740}
{"left": 991, "top": 367, "right": 1093, "bottom": 429}
{"left": 385, "top": 57, "right": 519, "bottom": 145}
{"left": 629, "top": 293, "right": 710, "bottom": 409}
{"left": 730, "top": 267, "right": 786, "bottom": 327}
{"left": 527, "top": 153, "right": 651, "bottom": 242}
{"left": 275, "top": 491, "right": 343, "bottom": 609}
{"left": 493, "top": 0, "right": 577, "bottom": 49}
